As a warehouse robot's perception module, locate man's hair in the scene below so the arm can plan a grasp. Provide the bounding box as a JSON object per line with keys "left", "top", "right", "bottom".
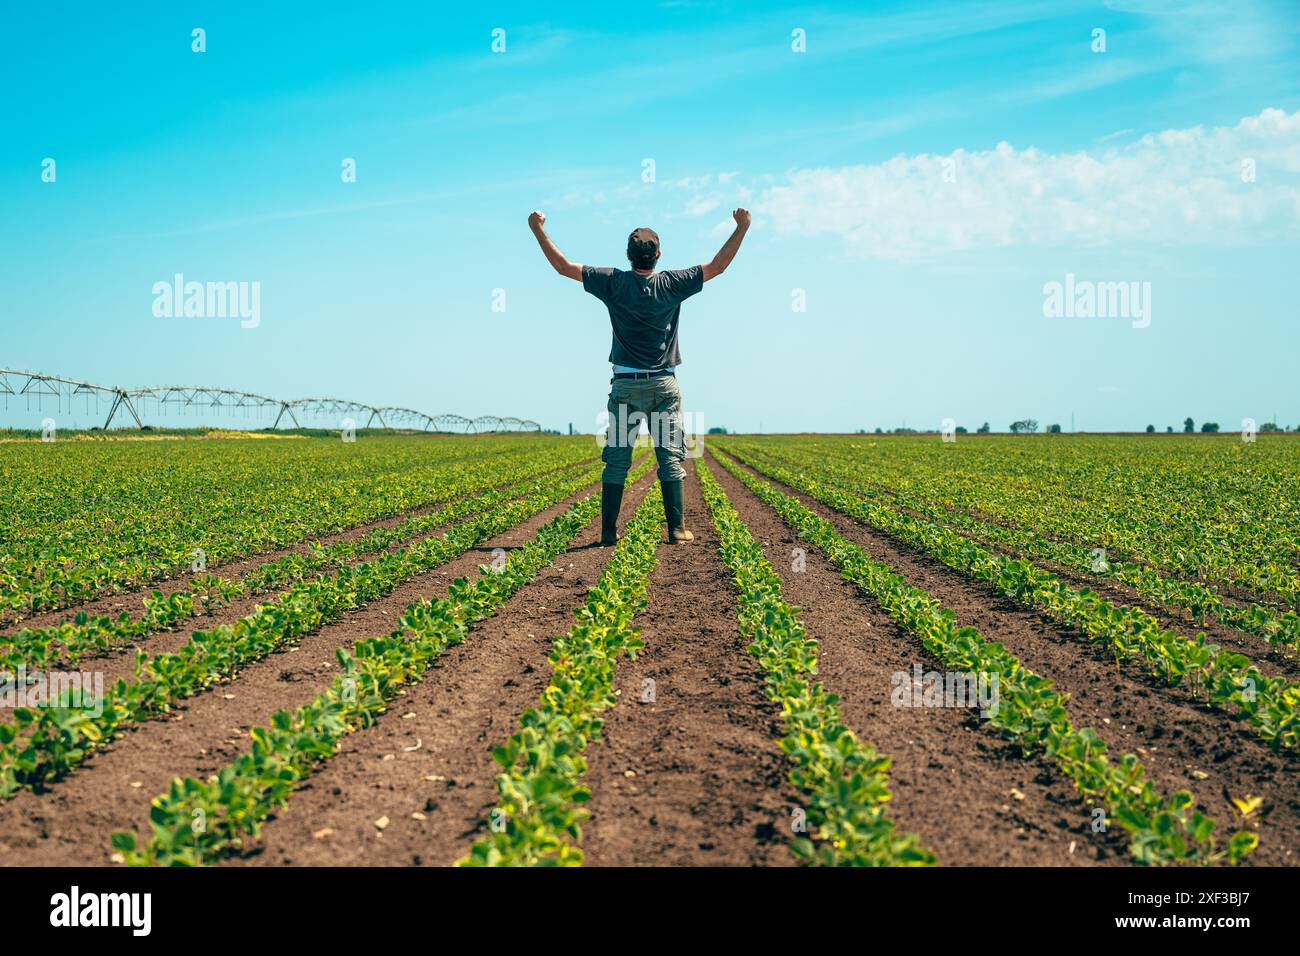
{"left": 627, "top": 227, "right": 660, "bottom": 270}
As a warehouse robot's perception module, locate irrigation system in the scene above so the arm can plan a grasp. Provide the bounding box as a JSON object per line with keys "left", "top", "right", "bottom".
{"left": 0, "top": 369, "right": 541, "bottom": 433}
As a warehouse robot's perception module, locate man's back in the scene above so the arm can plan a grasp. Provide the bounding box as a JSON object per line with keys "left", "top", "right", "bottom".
{"left": 524, "top": 206, "right": 750, "bottom": 544}
{"left": 582, "top": 265, "right": 704, "bottom": 370}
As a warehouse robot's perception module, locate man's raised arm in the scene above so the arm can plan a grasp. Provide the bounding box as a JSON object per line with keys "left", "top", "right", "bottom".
{"left": 701, "top": 207, "right": 751, "bottom": 281}
{"left": 528, "top": 211, "right": 582, "bottom": 281}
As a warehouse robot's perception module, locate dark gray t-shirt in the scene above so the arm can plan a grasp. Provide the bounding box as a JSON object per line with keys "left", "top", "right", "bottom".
{"left": 582, "top": 265, "right": 704, "bottom": 369}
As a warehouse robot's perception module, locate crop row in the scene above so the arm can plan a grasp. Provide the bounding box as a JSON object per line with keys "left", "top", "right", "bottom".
{"left": 723, "top": 445, "right": 1300, "bottom": 751}
{"left": 0, "top": 454, "right": 640, "bottom": 799}
{"left": 712, "top": 450, "right": 1257, "bottom": 865}
{"left": 110, "top": 464, "right": 640, "bottom": 866}
{"left": 726, "top": 436, "right": 1300, "bottom": 609}
{"left": 891, "top": 485, "right": 1300, "bottom": 654}
{"left": 735, "top": 441, "right": 1300, "bottom": 654}
{"left": 697, "top": 459, "right": 934, "bottom": 866}
{"left": 0, "top": 451, "right": 595, "bottom": 671}
{"left": 460, "top": 487, "right": 664, "bottom": 866}
{"left": 0, "top": 437, "right": 594, "bottom": 618}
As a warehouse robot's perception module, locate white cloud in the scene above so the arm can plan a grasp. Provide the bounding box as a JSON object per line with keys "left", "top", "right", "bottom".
{"left": 1103, "top": 0, "right": 1298, "bottom": 66}
{"left": 757, "top": 108, "right": 1300, "bottom": 262}
{"left": 683, "top": 196, "right": 720, "bottom": 217}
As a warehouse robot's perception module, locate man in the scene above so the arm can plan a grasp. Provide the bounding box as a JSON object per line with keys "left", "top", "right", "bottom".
{"left": 528, "top": 207, "right": 751, "bottom": 545}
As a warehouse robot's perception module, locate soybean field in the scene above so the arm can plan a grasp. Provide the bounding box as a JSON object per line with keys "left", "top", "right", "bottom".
{"left": 0, "top": 431, "right": 1295, "bottom": 867}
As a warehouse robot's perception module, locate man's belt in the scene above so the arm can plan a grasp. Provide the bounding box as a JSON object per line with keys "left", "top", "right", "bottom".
{"left": 612, "top": 369, "right": 675, "bottom": 380}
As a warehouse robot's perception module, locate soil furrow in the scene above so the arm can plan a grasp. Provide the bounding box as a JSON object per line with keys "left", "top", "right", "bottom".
{"left": 2, "top": 453, "right": 594, "bottom": 636}
{"left": 724, "top": 454, "right": 1299, "bottom": 867}
{"left": 708, "top": 455, "right": 1120, "bottom": 865}
{"left": 877, "top": 497, "right": 1300, "bottom": 681}
{"left": 17, "top": 475, "right": 569, "bottom": 686}
{"left": 227, "top": 472, "right": 658, "bottom": 866}
{"left": 42, "top": 507, "right": 480, "bottom": 690}
{"left": 2, "top": 460, "right": 598, "bottom": 678}
{"left": 0, "top": 471, "right": 613, "bottom": 867}
{"left": 581, "top": 460, "right": 802, "bottom": 867}
{"left": 856, "top": 473, "right": 1294, "bottom": 615}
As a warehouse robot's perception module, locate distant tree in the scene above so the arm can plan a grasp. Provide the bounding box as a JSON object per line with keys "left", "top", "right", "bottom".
{"left": 1048, "top": 423, "right": 1062, "bottom": 433}
{"left": 874, "top": 427, "right": 883, "bottom": 434}
{"left": 977, "top": 422, "right": 990, "bottom": 434}
{"left": 1201, "top": 421, "right": 1220, "bottom": 433}
{"left": 1183, "top": 417, "right": 1195, "bottom": 432}
{"left": 955, "top": 425, "right": 968, "bottom": 434}
{"left": 1260, "top": 422, "right": 1282, "bottom": 433}
{"left": 707, "top": 426, "right": 728, "bottom": 435}
{"left": 1009, "top": 419, "right": 1040, "bottom": 434}
{"left": 1166, "top": 426, "right": 1174, "bottom": 433}
{"left": 1146, "top": 424, "right": 1155, "bottom": 433}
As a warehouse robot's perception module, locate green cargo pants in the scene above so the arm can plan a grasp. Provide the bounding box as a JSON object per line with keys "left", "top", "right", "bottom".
{"left": 601, "top": 375, "right": 687, "bottom": 483}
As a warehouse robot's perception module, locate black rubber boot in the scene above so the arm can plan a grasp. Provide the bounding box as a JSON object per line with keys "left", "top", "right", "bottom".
{"left": 660, "top": 480, "right": 694, "bottom": 543}
{"left": 600, "top": 483, "right": 624, "bottom": 546}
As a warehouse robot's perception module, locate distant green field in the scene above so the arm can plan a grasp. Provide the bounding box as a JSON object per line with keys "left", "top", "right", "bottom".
{"left": 713, "top": 433, "right": 1300, "bottom": 608}
{"left": 0, "top": 433, "right": 592, "bottom": 616}
{"left": 3, "top": 429, "right": 1296, "bottom": 869}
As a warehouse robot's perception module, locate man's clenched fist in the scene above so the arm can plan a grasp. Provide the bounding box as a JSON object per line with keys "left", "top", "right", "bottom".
{"left": 732, "top": 207, "right": 751, "bottom": 228}
{"left": 528, "top": 210, "right": 546, "bottom": 230}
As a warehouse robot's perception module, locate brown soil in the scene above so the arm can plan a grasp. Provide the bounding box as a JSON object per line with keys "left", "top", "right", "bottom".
{"left": 32, "top": 504, "right": 506, "bottom": 694}
{"left": 947, "top": 499, "right": 1295, "bottom": 615}
{"left": 707, "top": 455, "right": 1121, "bottom": 865}
{"left": 721, "top": 452, "right": 1300, "bottom": 867}
{"left": 890, "top": 501, "right": 1300, "bottom": 682}
{"left": 763, "top": 455, "right": 1295, "bottom": 639}
{"left": 1, "top": 454, "right": 592, "bottom": 635}
{"left": 0, "top": 470, "right": 614, "bottom": 867}
{"left": 5, "top": 441, "right": 1289, "bottom": 870}
{"left": 225, "top": 471, "right": 658, "bottom": 866}
{"left": 2, "top": 461, "right": 598, "bottom": 684}
{"left": 580, "top": 459, "right": 802, "bottom": 867}
{"left": 1007, "top": 546, "right": 1300, "bottom": 683}
{"left": 32, "top": 469, "right": 606, "bottom": 691}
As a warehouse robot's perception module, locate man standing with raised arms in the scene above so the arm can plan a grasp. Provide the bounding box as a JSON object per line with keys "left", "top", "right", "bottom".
{"left": 528, "top": 207, "right": 751, "bottom": 545}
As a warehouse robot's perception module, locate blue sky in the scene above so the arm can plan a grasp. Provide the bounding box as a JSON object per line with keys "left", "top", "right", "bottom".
{"left": 2, "top": 0, "right": 1298, "bottom": 433}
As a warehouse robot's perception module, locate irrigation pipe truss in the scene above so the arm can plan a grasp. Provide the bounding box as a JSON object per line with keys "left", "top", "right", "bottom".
{"left": 0, "top": 368, "right": 541, "bottom": 433}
